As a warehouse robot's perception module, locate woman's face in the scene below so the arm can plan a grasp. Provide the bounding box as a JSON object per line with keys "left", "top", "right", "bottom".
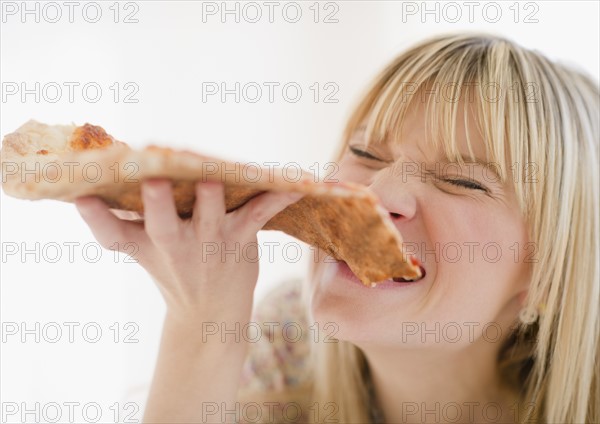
{"left": 308, "top": 98, "right": 532, "bottom": 349}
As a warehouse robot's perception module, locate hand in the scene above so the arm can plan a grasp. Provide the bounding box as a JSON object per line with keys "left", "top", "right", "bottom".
{"left": 75, "top": 179, "right": 302, "bottom": 322}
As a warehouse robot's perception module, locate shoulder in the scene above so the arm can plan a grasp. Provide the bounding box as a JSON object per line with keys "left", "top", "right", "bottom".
{"left": 239, "top": 278, "right": 311, "bottom": 394}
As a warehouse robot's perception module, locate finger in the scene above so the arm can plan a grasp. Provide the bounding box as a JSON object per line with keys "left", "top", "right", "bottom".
{"left": 141, "top": 179, "right": 181, "bottom": 247}
{"left": 75, "top": 196, "right": 147, "bottom": 252}
{"left": 229, "top": 191, "right": 304, "bottom": 237}
{"left": 192, "top": 181, "right": 226, "bottom": 238}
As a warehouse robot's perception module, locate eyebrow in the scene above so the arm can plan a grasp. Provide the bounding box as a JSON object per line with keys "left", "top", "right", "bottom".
{"left": 350, "top": 126, "right": 503, "bottom": 182}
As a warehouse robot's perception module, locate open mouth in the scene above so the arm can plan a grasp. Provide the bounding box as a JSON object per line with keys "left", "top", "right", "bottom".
{"left": 336, "top": 258, "right": 427, "bottom": 289}
{"left": 391, "top": 256, "right": 426, "bottom": 283}
{"left": 392, "top": 265, "right": 426, "bottom": 283}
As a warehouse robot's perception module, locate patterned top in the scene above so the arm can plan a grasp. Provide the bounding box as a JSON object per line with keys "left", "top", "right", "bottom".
{"left": 238, "top": 277, "right": 311, "bottom": 394}
{"left": 238, "top": 278, "right": 385, "bottom": 424}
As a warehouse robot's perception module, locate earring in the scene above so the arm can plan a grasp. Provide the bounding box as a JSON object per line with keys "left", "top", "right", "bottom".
{"left": 519, "top": 304, "right": 541, "bottom": 324}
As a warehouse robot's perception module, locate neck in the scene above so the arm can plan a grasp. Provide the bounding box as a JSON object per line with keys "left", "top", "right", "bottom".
{"left": 358, "top": 337, "right": 519, "bottom": 424}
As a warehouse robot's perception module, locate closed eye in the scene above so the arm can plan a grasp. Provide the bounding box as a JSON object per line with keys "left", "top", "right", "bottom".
{"left": 349, "top": 146, "right": 383, "bottom": 162}
{"left": 349, "top": 147, "right": 489, "bottom": 193}
{"left": 443, "top": 178, "right": 487, "bottom": 192}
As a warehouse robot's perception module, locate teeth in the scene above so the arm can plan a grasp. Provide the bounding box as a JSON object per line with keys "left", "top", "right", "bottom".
{"left": 393, "top": 266, "right": 426, "bottom": 283}
{"left": 392, "top": 277, "right": 417, "bottom": 283}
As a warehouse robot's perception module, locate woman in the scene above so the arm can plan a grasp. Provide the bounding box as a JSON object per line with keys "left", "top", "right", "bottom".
{"left": 75, "top": 33, "right": 599, "bottom": 423}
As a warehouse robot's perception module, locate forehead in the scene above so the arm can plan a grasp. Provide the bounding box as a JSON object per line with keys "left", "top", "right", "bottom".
{"left": 360, "top": 93, "right": 489, "bottom": 164}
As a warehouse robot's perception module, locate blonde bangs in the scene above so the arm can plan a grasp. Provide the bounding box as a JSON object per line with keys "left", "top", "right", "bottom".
{"left": 338, "top": 34, "right": 553, "bottom": 214}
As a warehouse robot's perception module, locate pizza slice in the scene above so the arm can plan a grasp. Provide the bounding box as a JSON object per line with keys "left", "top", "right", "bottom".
{"left": 0, "top": 120, "right": 423, "bottom": 285}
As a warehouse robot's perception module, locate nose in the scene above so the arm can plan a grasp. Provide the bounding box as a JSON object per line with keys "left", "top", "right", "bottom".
{"left": 368, "top": 171, "right": 418, "bottom": 222}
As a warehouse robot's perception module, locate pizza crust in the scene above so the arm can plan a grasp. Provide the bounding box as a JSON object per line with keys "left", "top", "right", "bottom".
{"left": 1, "top": 120, "right": 422, "bottom": 285}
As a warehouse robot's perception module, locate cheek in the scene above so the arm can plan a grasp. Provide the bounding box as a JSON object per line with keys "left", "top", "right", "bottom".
{"left": 423, "top": 194, "right": 528, "bottom": 264}
{"left": 422, "top": 198, "right": 529, "bottom": 315}
{"left": 463, "top": 208, "right": 526, "bottom": 269}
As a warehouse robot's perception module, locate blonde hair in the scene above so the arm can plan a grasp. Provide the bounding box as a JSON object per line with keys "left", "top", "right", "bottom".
{"left": 241, "top": 33, "right": 599, "bottom": 424}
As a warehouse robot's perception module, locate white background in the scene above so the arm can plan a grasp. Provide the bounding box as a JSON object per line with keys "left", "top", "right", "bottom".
{"left": 1, "top": 1, "right": 598, "bottom": 422}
